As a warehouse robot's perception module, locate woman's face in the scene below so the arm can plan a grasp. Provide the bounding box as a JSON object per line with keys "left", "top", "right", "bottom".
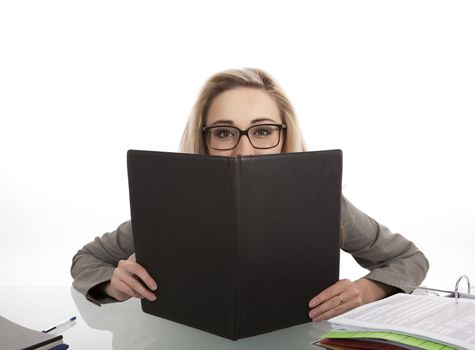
{"left": 205, "top": 87, "right": 284, "bottom": 157}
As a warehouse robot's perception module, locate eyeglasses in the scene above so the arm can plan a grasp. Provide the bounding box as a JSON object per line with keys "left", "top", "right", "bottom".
{"left": 202, "top": 123, "right": 287, "bottom": 151}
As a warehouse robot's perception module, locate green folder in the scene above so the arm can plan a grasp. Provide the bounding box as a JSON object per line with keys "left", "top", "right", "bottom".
{"left": 320, "top": 330, "right": 457, "bottom": 350}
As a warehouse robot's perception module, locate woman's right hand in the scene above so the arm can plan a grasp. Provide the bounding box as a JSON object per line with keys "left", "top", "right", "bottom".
{"left": 102, "top": 253, "right": 157, "bottom": 302}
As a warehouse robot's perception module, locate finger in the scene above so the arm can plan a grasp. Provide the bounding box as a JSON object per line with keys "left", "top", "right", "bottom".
{"left": 121, "top": 259, "right": 158, "bottom": 291}
{"left": 119, "top": 273, "right": 157, "bottom": 301}
{"left": 312, "top": 297, "right": 361, "bottom": 321}
{"left": 308, "top": 279, "right": 350, "bottom": 308}
{"left": 310, "top": 285, "right": 362, "bottom": 320}
{"left": 111, "top": 272, "right": 142, "bottom": 298}
{"left": 112, "top": 279, "right": 142, "bottom": 301}
{"left": 309, "top": 279, "right": 352, "bottom": 308}
{"left": 309, "top": 294, "right": 345, "bottom": 319}
{"left": 128, "top": 253, "right": 136, "bottom": 262}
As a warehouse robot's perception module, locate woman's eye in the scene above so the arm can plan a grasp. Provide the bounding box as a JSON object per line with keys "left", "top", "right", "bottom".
{"left": 253, "top": 128, "right": 272, "bottom": 136}
{"left": 215, "top": 129, "right": 234, "bottom": 138}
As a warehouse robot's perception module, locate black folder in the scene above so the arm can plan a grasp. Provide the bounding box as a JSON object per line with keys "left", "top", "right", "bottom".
{"left": 127, "top": 150, "right": 342, "bottom": 340}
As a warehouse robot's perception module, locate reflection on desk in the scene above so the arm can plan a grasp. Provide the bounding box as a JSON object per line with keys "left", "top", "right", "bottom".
{"left": 0, "top": 286, "right": 331, "bottom": 349}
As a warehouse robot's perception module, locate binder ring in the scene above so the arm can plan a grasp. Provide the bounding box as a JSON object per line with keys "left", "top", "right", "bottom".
{"left": 454, "top": 275, "right": 471, "bottom": 304}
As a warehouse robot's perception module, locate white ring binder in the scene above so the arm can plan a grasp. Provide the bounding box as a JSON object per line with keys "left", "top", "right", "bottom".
{"left": 454, "top": 274, "right": 471, "bottom": 304}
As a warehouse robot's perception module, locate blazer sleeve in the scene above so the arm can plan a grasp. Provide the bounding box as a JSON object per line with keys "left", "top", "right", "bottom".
{"left": 70, "top": 220, "right": 134, "bottom": 304}
{"left": 340, "top": 196, "right": 429, "bottom": 293}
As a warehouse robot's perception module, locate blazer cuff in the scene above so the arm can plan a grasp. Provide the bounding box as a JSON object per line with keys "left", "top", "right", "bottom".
{"left": 364, "top": 269, "right": 414, "bottom": 294}
{"left": 73, "top": 266, "right": 117, "bottom": 305}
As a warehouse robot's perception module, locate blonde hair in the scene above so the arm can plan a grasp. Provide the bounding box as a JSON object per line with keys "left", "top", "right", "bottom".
{"left": 180, "top": 68, "right": 307, "bottom": 154}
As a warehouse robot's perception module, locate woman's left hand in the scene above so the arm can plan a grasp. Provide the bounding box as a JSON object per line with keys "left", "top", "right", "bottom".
{"left": 308, "top": 279, "right": 363, "bottom": 321}
{"left": 308, "top": 278, "right": 396, "bottom": 321}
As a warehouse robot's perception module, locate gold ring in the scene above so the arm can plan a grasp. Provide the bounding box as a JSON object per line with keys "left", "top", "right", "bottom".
{"left": 337, "top": 295, "right": 344, "bottom": 305}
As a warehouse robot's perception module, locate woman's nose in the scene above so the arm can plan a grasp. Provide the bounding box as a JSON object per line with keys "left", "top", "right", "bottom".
{"left": 231, "top": 135, "right": 255, "bottom": 156}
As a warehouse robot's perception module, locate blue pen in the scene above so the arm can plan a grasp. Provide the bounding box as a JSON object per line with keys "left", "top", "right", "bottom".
{"left": 42, "top": 316, "right": 77, "bottom": 333}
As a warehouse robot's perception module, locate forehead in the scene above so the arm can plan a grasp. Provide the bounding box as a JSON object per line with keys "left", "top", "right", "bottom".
{"left": 206, "top": 87, "right": 281, "bottom": 127}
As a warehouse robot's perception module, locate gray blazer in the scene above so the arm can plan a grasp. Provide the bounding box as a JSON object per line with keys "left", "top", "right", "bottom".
{"left": 71, "top": 196, "right": 429, "bottom": 304}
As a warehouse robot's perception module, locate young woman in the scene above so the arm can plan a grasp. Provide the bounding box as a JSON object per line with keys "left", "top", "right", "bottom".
{"left": 71, "top": 68, "right": 429, "bottom": 322}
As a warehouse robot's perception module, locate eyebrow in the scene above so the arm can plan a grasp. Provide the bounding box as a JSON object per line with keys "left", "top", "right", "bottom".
{"left": 209, "top": 118, "right": 279, "bottom": 126}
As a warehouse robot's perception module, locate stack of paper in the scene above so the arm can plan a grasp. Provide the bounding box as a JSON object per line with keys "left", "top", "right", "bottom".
{"left": 0, "top": 315, "right": 68, "bottom": 350}
{"left": 313, "top": 293, "right": 475, "bottom": 350}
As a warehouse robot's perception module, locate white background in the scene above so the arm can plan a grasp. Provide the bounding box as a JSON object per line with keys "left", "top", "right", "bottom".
{"left": 1, "top": 1, "right": 474, "bottom": 292}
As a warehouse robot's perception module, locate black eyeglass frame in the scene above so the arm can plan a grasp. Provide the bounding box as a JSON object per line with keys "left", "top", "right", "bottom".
{"left": 201, "top": 123, "right": 287, "bottom": 151}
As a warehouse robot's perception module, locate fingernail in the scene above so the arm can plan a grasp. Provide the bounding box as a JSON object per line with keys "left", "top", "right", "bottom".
{"left": 151, "top": 284, "right": 157, "bottom": 291}
{"left": 309, "top": 301, "right": 315, "bottom": 308}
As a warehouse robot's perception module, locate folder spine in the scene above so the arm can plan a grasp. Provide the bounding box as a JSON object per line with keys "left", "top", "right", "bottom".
{"left": 227, "top": 157, "right": 241, "bottom": 340}
{"left": 235, "top": 156, "right": 242, "bottom": 339}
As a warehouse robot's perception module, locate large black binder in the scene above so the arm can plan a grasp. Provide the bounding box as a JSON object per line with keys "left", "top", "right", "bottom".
{"left": 127, "top": 150, "right": 342, "bottom": 340}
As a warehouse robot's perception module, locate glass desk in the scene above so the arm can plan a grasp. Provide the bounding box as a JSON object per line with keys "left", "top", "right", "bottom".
{"left": 0, "top": 286, "right": 331, "bottom": 349}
